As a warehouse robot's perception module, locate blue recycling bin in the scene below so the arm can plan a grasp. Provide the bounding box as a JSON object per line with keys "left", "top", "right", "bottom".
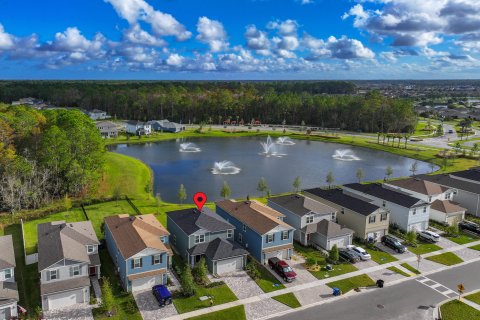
{"left": 332, "top": 287, "right": 341, "bottom": 296}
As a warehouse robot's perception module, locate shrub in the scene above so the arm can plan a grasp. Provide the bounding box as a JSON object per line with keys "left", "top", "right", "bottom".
{"left": 205, "top": 281, "right": 225, "bottom": 288}
{"left": 180, "top": 265, "right": 196, "bottom": 297}
{"left": 306, "top": 257, "right": 317, "bottom": 266}
{"left": 192, "top": 257, "right": 209, "bottom": 285}
{"left": 446, "top": 224, "right": 459, "bottom": 237}
{"left": 101, "top": 277, "right": 116, "bottom": 314}
{"left": 124, "top": 298, "right": 138, "bottom": 314}
{"left": 245, "top": 262, "right": 260, "bottom": 280}
{"left": 405, "top": 230, "right": 418, "bottom": 247}
{"left": 328, "top": 245, "right": 339, "bottom": 264}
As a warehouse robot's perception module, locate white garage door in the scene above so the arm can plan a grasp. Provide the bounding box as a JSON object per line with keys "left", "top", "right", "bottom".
{"left": 131, "top": 275, "right": 162, "bottom": 292}
{"left": 0, "top": 306, "right": 11, "bottom": 320}
{"left": 409, "top": 222, "right": 426, "bottom": 232}
{"left": 216, "top": 257, "right": 243, "bottom": 275}
{"left": 265, "top": 250, "right": 287, "bottom": 261}
{"left": 329, "top": 237, "right": 346, "bottom": 250}
{"left": 48, "top": 289, "right": 84, "bottom": 310}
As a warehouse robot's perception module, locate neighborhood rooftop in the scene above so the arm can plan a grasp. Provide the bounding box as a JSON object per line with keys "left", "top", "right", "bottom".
{"left": 450, "top": 168, "right": 480, "bottom": 182}
{"left": 316, "top": 219, "right": 353, "bottom": 238}
{"left": 104, "top": 214, "right": 170, "bottom": 259}
{"left": 344, "top": 183, "right": 427, "bottom": 208}
{"left": 304, "top": 188, "right": 380, "bottom": 216}
{"left": 0, "top": 235, "right": 15, "bottom": 270}
{"left": 166, "top": 207, "right": 233, "bottom": 235}
{"left": 431, "top": 199, "right": 465, "bottom": 213}
{"left": 216, "top": 199, "right": 291, "bottom": 234}
{"left": 269, "top": 194, "right": 337, "bottom": 216}
{"left": 187, "top": 237, "right": 247, "bottom": 261}
{"left": 386, "top": 177, "right": 449, "bottom": 195}
{"left": 37, "top": 221, "right": 100, "bottom": 271}
{"left": 417, "top": 173, "right": 480, "bottom": 195}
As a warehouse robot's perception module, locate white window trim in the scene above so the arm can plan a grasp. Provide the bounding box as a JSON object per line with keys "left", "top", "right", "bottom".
{"left": 87, "top": 245, "right": 95, "bottom": 253}
{"left": 266, "top": 233, "right": 274, "bottom": 243}
{"left": 50, "top": 269, "right": 58, "bottom": 280}
{"left": 369, "top": 215, "right": 376, "bottom": 223}
{"left": 306, "top": 216, "right": 314, "bottom": 224}
{"left": 153, "top": 254, "right": 161, "bottom": 265}
{"left": 4, "top": 268, "right": 12, "bottom": 279}
{"left": 227, "top": 229, "right": 233, "bottom": 238}
{"left": 281, "top": 231, "right": 289, "bottom": 241}
{"left": 238, "top": 233, "right": 243, "bottom": 243}
{"left": 71, "top": 265, "right": 81, "bottom": 276}
{"left": 195, "top": 234, "right": 205, "bottom": 244}
{"left": 133, "top": 258, "right": 142, "bottom": 269}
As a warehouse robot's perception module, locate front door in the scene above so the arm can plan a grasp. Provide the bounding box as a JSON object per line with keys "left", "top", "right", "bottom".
{"left": 89, "top": 266, "right": 97, "bottom": 277}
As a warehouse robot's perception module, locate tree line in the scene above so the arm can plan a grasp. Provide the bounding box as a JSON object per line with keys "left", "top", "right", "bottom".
{"left": 0, "top": 105, "right": 105, "bottom": 212}
{"left": 0, "top": 81, "right": 416, "bottom": 133}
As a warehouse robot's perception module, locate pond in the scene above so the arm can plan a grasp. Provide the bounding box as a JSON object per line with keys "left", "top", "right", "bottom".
{"left": 110, "top": 136, "right": 436, "bottom": 203}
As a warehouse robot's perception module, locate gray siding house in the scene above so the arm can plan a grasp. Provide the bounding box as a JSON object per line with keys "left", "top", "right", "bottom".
{"left": 166, "top": 208, "right": 248, "bottom": 275}
{"left": 268, "top": 194, "right": 353, "bottom": 250}
{"left": 96, "top": 121, "right": 118, "bottom": 138}
{"left": 0, "top": 235, "right": 18, "bottom": 320}
{"left": 38, "top": 221, "right": 100, "bottom": 311}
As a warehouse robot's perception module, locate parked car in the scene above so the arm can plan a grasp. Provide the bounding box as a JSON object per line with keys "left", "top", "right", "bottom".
{"left": 338, "top": 249, "right": 361, "bottom": 263}
{"left": 459, "top": 221, "right": 480, "bottom": 235}
{"left": 448, "top": 129, "right": 454, "bottom": 134}
{"left": 152, "top": 285, "right": 172, "bottom": 307}
{"left": 268, "top": 257, "right": 297, "bottom": 282}
{"left": 346, "top": 245, "right": 371, "bottom": 260}
{"left": 381, "top": 235, "right": 407, "bottom": 253}
{"left": 418, "top": 230, "right": 440, "bottom": 242}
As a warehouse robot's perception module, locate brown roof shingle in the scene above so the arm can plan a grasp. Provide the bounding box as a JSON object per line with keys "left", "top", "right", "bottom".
{"left": 386, "top": 178, "right": 449, "bottom": 196}
{"left": 127, "top": 269, "right": 166, "bottom": 281}
{"left": 0, "top": 235, "right": 15, "bottom": 270}
{"left": 431, "top": 200, "right": 466, "bottom": 213}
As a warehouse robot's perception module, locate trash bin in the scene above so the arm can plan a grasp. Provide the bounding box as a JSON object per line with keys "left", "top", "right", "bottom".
{"left": 376, "top": 279, "right": 384, "bottom": 288}
{"left": 333, "top": 287, "right": 342, "bottom": 296}
{"left": 325, "top": 264, "right": 333, "bottom": 271}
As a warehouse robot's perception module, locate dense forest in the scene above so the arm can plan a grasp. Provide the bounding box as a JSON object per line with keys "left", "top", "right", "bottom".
{"left": 0, "top": 81, "right": 416, "bottom": 133}
{"left": 0, "top": 105, "right": 105, "bottom": 212}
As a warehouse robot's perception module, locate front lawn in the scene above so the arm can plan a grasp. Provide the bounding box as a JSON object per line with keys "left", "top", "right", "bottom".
{"left": 426, "top": 252, "right": 464, "bottom": 266}
{"left": 466, "top": 292, "right": 480, "bottom": 305}
{"left": 446, "top": 234, "right": 478, "bottom": 245}
{"left": 250, "top": 259, "right": 285, "bottom": 293}
{"left": 364, "top": 247, "right": 398, "bottom": 264}
{"left": 326, "top": 274, "right": 376, "bottom": 294}
{"left": 440, "top": 300, "right": 480, "bottom": 320}
{"left": 408, "top": 242, "right": 442, "bottom": 255}
{"left": 400, "top": 263, "right": 421, "bottom": 275}
{"left": 469, "top": 244, "right": 480, "bottom": 251}
{"left": 92, "top": 249, "right": 142, "bottom": 320}
{"left": 186, "top": 305, "right": 246, "bottom": 320}
{"left": 272, "top": 293, "right": 301, "bottom": 308}
{"left": 387, "top": 266, "right": 410, "bottom": 277}
{"left": 173, "top": 283, "right": 238, "bottom": 314}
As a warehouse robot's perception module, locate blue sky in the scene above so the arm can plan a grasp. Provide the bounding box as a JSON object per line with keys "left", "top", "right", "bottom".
{"left": 0, "top": 0, "right": 479, "bottom": 79}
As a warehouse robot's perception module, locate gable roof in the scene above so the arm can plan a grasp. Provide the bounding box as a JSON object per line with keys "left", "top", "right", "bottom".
{"left": 430, "top": 200, "right": 466, "bottom": 213}
{"left": 343, "top": 183, "right": 427, "bottom": 208}
{"left": 37, "top": 221, "right": 100, "bottom": 271}
{"left": 166, "top": 207, "right": 233, "bottom": 235}
{"left": 104, "top": 214, "right": 170, "bottom": 259}
{"left": 188, "top": 238, "right": 248, "bottom": 261}
{"left": 303, "top": 188, "right": 379, "bottom": 216}
{"left": 216, "top": 200, "right": 293, "bottom": 235}
{"left": 0, "top": 235, "right": 15, "bottom": 270}
{"left": 316, "top": 220, "right": 354, "bottom": 238}
{"left": 417, "top": 173, "right": 480, "bottom": 195}
{"left": 450, "top": 168, "right": 480, "bottom": 183}
{"left": 385, "top": 178, "right": 448, "bottom": 195}
{"left": 268, "top": 194, "right": 336, "bottom": 217}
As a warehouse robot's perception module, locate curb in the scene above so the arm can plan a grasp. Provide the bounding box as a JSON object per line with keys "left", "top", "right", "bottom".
{"left": 433, "top": 288, "right": 480, "bottom": 320}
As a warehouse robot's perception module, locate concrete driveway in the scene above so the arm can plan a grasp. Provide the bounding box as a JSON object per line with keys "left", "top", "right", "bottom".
{"left": 44, "top": 304, "right": 94, "bottom": 320}
{"left": 265, "top": 254, "right": 318, "bottom": 287}
{"left": 133, "top": 289, "right": 178, "bottom": 320}
{"left": 375, "top": 242, "right": 416, "bottom": 260}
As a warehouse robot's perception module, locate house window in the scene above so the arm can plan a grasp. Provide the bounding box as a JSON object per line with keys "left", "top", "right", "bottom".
{"left": 227, "top": 229, "right": 233, "bottom": 238}
{"left": 454, "top": 190, "right": 458, "bottom": 195}
{"left": 306, "top": 216, "right": 314, "bottom": 224}
{"left": 238, "top": 233, "right": 243, "bottom": 243}
{"left": 412, "top": 208, "right": 417, "bottom": 215}
{"left": 243, "top": 224, "right": 247, "bottom": 232}
{"left": 173, "top": 234, "right": 177, "bottom": 245}
{"left": 428, "top": 196, "right": 432, "bottom": 202}
{"left": 49, "top": 269, "right": 58, "bottom": 280}
{"left": 133, "top": 258, "right": 142, "bottom": 269}
{"left": 87, "top": 245, "right": 95, "bottom": 253}
{"left": 423, "top": 206, "right": 427, "bottom": 213}
{"left": 445, "top": 193, "right": 451, "bottom": 200}
{"left": 382, "top": 200, "right": 386, "bottom": 207}
{"left": 71, "top": 265, "right": 81, "bottom": 277}
{"left": 380, "top": 213, "right": 388, "bottom": 221}
{"left": 368, "top": 215, "right": 376, "bottom": 223}
{"left": 266, "top": 233, "right": 274, "bottom": 243}
{"left": 195, "top": 234, "right": 205, "bottom": 244}
{"left": 281, "top": 231, "right": 289, "bottom": 240}
{"left": 341, "top": 208, "right": 345, "bottom": 214}
{"left": 4, "top": 269, "right": 11, "bottom": 280}
{"left": 153, "top": 254, "right": 162, "bottom": 265}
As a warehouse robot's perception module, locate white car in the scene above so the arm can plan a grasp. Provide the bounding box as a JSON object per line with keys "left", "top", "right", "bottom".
{"left": 346, "top": 245, "right": 371, "bottom": 260}
{"left": 418, "top": 230, "right": 440, "bottom": 242}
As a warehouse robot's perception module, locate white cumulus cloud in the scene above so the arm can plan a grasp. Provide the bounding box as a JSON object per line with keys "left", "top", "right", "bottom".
{"left": 196, "top": 17, "right": 229, "bottom": 52}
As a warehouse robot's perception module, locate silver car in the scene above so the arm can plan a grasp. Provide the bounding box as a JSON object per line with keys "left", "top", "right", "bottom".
{"left": 418, "top": 230, "right": 440, "bottom": 242}
{"left": 346, "top": 245, "right": 372, "bottom": 260}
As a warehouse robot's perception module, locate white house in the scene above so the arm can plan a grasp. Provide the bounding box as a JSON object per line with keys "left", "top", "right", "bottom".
{"left": 126, "top": 121, "right": 152, "bottom": 136}
{"left": 96, "top": 121, "right": 118, "bottom": 138}
{"left": 87, "top": 109, "right": 109, "bottom": 120}
{"left": 343, "top": 183, "right": 430, "bottom": 232}
{"left": 0, "top": 235, "right": 18, "bottom": 320}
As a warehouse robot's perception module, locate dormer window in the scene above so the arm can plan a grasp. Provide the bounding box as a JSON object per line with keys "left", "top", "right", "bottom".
{"left": 87, "top": 245, "right": 95, "bottom": 253}
{"left": 4, "top": 269, "right": 11, "bottom": 280}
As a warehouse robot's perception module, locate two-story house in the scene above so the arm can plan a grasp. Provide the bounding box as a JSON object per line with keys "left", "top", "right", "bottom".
{"left": 166, "top": 208, "right": 248, "bottom": 275}
{"left": 87, "top": 109, "right": 109, "bottom": 120}
{"left": 104, "top": 214, "right": 171, "bottom": 292}
{"left": 125, "top": 121, "right": 152, "bottom": 136}
{"left": 0, "top": 235, "right": 18, "bottom": 320}
{"left": 216, "top": 200, "right": 295, "bottom": 264}
{"left": 96, "top": 121, "right": 118, "bottom": 138}
{"left": 37, "top": 221, "right": 100, "bottom": 311}
{"left": 343, "top": 183, "right": 430, "bottom": 232}
{"left": 304, "top": 188, "right": 389, "bottom": 242}
{"left": 384, "top": 178, "right": 466, "bottom": 225}
{"left": 268, "top": 194, "right": 353, "bottom": 250}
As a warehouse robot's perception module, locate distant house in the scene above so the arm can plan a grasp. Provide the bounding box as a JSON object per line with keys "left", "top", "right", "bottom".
{"left": 343, "top": 183, "right": 430, "bottom": 232}
{"left": 104, "top": 214, "right": 171, "bottom": 292}
{"left": 125, "top": 121, "right": 152, "bottom": 136}
{"left": 37, "top": 221, "right": 100, "bottom": 311}
{"left": 384, "top": 177, "right": 465, "bottom": 225}
{"left": 11, "top": 97, "right": 46, "bottom": 109}
{"left": 216, "top": 200, "right": 295, "bottom": 264}
{"left": 148, "top": 120, "right": 185, "bottom": 133}
{"left": 268, "top": 194, "right": 353, "bottom": 250}
{"left": 87, "top": 109, "right": 109, "bottom": 120}
{"left": 96, "top": 121, "right": 118, "bottom": 138}
{"left": 166, "top": 208, "right": 248, "bottom": 275}
{"left": 304, "top": 188, "right": 389, "bottom": 242}
{"left": 0, "top": 235, "right": 18, "bottom": 320}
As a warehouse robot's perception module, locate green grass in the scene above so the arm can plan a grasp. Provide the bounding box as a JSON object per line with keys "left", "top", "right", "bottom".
{"left": 364, "top": 247, "right": 398, "bottom": 265}
{"left": 172, "top": 284, "right": 238, "bottom": 314}
{"left": 400, "top": 263, "right": 421, "bottom": 275}
{"left": 466, "top": 292, "right": 480, "bottom": 305}
{"left": 447, "top": 234, "right": 479, "bottom": 245}
{"left": 440, "top": 300, "right": 480, "bottom": 320}
{"left": 92, "top": 249, "right": 142, "bottom": 320}
{"left": 408, "top": 242, "right": 442, "bottom": 255}
{"left": 469, "top": 244, "right": 480, "bottom": 251}
{"left": 252, "top": 260, "right": 286, "bottom": 293}
{"left": 272, "top": 293, "right": 302, "bottom": 308}
{"left": 387, "top": 266, "right": 411, "bottom": 277}
{"left": 84, "top": 200, "right": 137, "bottom": 238}
{"left": 426, "top": 252, "right": 464, "bottom": 266}
{"left": 294, "top": 243, "right": 358, "bottom": 279}
{"left": 326, "top": 274, "right": 376, "bottom": 294}
{"left": 186, "top": 305, "right": 246, "bottom": 320}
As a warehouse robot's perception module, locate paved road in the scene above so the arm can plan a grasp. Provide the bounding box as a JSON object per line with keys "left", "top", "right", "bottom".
{"left": 273, "top": 260, "right": 480, "bottom": 320}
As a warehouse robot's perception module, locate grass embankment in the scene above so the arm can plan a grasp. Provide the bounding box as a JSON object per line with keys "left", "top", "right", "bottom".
{"left": 447, "top": 234, "right": 479, "bottom": 245}
{"left": 466, "top": 292, "right": 480, "bottom": 305}
{"left": 469, "top": 244, "right": 480, "bottom": 251}
{"left": 426, "top": 252, "right": 464, "bottom": 266}
{"left": 173, "top": 284, "right": 238, "bottom": 314}
{"left": 362, "top": 247, "right": 397, "bottom": 264}
{"left": 440, "top": 300, "right": 480, "bottom": 320}
{"left": 400, "top": 263, "right": 421, "bottom": 275}
{"left": 387, "top": 266, "right": 411, "bottom": 277}
{"left": 408, "top": 242, "right": 442, "bottom": 255}
{"left": 326, "top": 274, "right": 376, "bottom": 294}
{"left": 186, "top": 305, "right": 246, "bottom": 320}
{"left": 272, "top": 293, "right": 302, "bottom": 308}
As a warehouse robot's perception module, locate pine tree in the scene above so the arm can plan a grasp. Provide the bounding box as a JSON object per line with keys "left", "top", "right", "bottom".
{"left": 257, "top": 177, "right": 268, "bottom": 197}
{"left": 292, "top": 176, "right": 301, "bottom": 193}
{"left": 329, "top": 245, "right": 339, "bottom": 264}
{"left": 193, "top": 257, "right": 209, "bottom": 285}
{"left": 181, "top": 265, "right": 196, "bottom": 296}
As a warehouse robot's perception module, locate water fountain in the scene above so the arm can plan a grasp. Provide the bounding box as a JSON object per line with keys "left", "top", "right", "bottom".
{"left": 332, "top": 149, "right": 360, "bottom": 161}
{"left": 276, "top": 136, "right": 295, "bottom": 145}
{"left": 179, "top": 143, "right": 201, "bottom": 153}
{"left": 211, "top": 161, "right": 241, "bottom": 175}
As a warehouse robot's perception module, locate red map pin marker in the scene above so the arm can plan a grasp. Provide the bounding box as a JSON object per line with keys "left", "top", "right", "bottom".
{"left": 193, "top": 192, "right": 207, "bottom": 211}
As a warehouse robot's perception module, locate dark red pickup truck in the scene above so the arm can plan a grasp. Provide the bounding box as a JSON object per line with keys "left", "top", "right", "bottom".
{"left": 268, "top": 257, "right": 297, "bottom": 282}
